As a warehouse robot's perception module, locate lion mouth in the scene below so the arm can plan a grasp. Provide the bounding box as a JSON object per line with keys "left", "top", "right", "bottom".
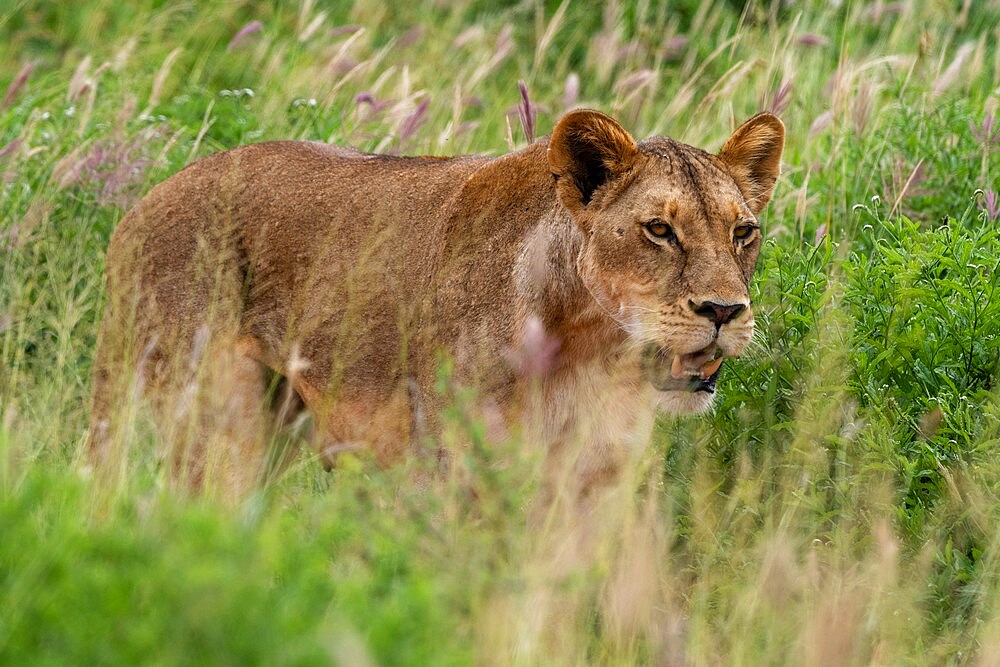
{"left": 642, "top": 343, "right": 725, "bottom": 393}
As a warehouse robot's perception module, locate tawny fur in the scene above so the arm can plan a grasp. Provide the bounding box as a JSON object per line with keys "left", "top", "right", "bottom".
{"left": 88, "top": 110, "right": 783, "bottom": 494}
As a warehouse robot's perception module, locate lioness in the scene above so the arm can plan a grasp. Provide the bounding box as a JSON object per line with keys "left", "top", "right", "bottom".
{"left": 88, "top": 109, "right": 783, "bottom": 493}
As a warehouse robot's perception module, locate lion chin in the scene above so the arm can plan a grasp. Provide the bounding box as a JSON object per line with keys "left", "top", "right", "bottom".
{"left": 655, "top": 388, "right": 716, "bottom": 415}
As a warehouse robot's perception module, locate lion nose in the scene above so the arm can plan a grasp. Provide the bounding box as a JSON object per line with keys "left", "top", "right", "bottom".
{"left": 690, "top": 300, "right": 746, "bottom": 327}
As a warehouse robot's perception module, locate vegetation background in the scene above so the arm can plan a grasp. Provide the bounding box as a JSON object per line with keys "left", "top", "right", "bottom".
{"left": 1, "top": 0, "right": 998, "bottom": 663}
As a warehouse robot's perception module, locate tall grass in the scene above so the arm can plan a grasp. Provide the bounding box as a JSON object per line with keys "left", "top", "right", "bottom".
{"left": 1, "top": 0, "right": 998, "bottom": 663}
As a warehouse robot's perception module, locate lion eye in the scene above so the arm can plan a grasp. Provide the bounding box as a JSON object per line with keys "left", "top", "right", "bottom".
{"left": 645, "top": 219, "right": 676, "bottom": 242}
{"left": 733, "top": 224, "right": 756, "bottom": 241}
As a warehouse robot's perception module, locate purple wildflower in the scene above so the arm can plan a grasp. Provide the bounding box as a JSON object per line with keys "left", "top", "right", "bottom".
{"left": 228, "top": 21, "right": 263, "bottom": 51}
{"left": 980, "top": 190, "right": 1000, "bottom": 221}
{"left": 2, "top": 62, "right": 34, "bottom": 110}
{"left": 516, "top": 80, "right": 536, "bottom": 144}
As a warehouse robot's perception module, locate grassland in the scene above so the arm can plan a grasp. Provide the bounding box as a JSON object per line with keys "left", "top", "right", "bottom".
{"left": 1, "top": 0, "right": 999, "bottom": 664}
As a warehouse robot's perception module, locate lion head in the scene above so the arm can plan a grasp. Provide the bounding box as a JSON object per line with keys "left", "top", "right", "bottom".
{"left": 547, "top": 109, "right": 784, "bottom": 413}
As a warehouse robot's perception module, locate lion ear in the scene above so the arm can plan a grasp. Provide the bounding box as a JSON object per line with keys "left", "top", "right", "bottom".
{"left": 548, "top": 109, "right": 638, "bottom": 214}
{"left": 718, "top": 113, "right": 785, "bottom": 215}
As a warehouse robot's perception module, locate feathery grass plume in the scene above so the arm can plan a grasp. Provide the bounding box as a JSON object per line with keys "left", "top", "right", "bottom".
{"left": 970, "top": 112, "right": 998, "bottom": 149}
{"left": 452, "top": 26, "right": 483, "bottom": 48}
{"left": 298, "top": 13, "right": 326, "bottom": 42}
{"left": 397, "top": 26, "right": 424, "bottom": 49}
{"left": 228, "top": 20, "right": 263, "bottom": 51}
{"left": 0, "top": 139, "right": 21, "bottom": 159}
{"left": 397, "top": 97, "right": 429, "bottom": 146}
{"left": 932, "top": 42, "right": 974, "bottom": 98}
{"left": 814, "top": 222, "right": 827, "bottom": 245}
{"left": 980, "top": 189, "right": 999, "bottom": 221}
{"left": 614, "top": 69, "right": 657, "bottom": 121}
{"left": 355, "top": 92, "right": 391, "bottom": 117}
{"left": 851, "top": 78, "right": 874, "bottom": 136}
{"left": 1, "top": 1, "right": 1000, "bottom": 663}
{"left": 76, "top": 139, "right": 155, "bottom": 207}
{"left": 867, "top": 1, "right": 907, "bottom": 23}
{"left": 330, "top": 24, "right": 361, "bottom": 37}
{"left": 533, "top": 0, "right": 569, "bottom": 68}
{"left": 145, "top": 48, "right": 181, "bottom": 112}
{"left": 796, "top": 33, "right": 829, "bottom": 48}
{"left": 504, "top": 316, "right": 559, "bottom": 378}
{"left": 466, "top": 25, "right": 513, "bottom": 90}
{"left": 762, "top": 80, "right": 793, "bottom": 115}
{"left": 0, "top": 224, "right": 20, "bottom": 252}
{"left": 63, "top": 117, "right": 164, "bottom": 207}
{"left": 809, "top": 110, "right": 833, "bottom": 136}
{"left": 516, "top": 80, "right": 536, "bottom": 144}
{"left": 67, "top": 56, "right": 93, "bottom": 102}
{"left": 589, "top": 2, "right": 624, "bottom": 85}
{"left": 112, "top": 39, "right": 136, "bottom": 72}
{"left": 661, "top": 34, "right": 688, "bottom": 61}
{"left": 562, "top": 73, "right": 579, "bottom": 110}
{"left": 886, "top": 158, "right": 928, "bottom": 216}
{"left": 2, "top": 62, "right": 34, "bottom": 110}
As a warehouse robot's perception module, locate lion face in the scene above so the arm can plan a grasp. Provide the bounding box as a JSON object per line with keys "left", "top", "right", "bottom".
{"left": 548, "top": 110, "right": 784, "bottom": 413}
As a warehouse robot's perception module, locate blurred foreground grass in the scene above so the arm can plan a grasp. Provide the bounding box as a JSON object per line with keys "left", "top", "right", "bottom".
{"left": 1, "top": 0, "right": 999, "bottom": 663}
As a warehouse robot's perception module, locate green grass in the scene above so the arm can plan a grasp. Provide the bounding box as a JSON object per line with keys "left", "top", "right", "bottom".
{"left": 1, "top": 0, "right": 999, "bottom": 664}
